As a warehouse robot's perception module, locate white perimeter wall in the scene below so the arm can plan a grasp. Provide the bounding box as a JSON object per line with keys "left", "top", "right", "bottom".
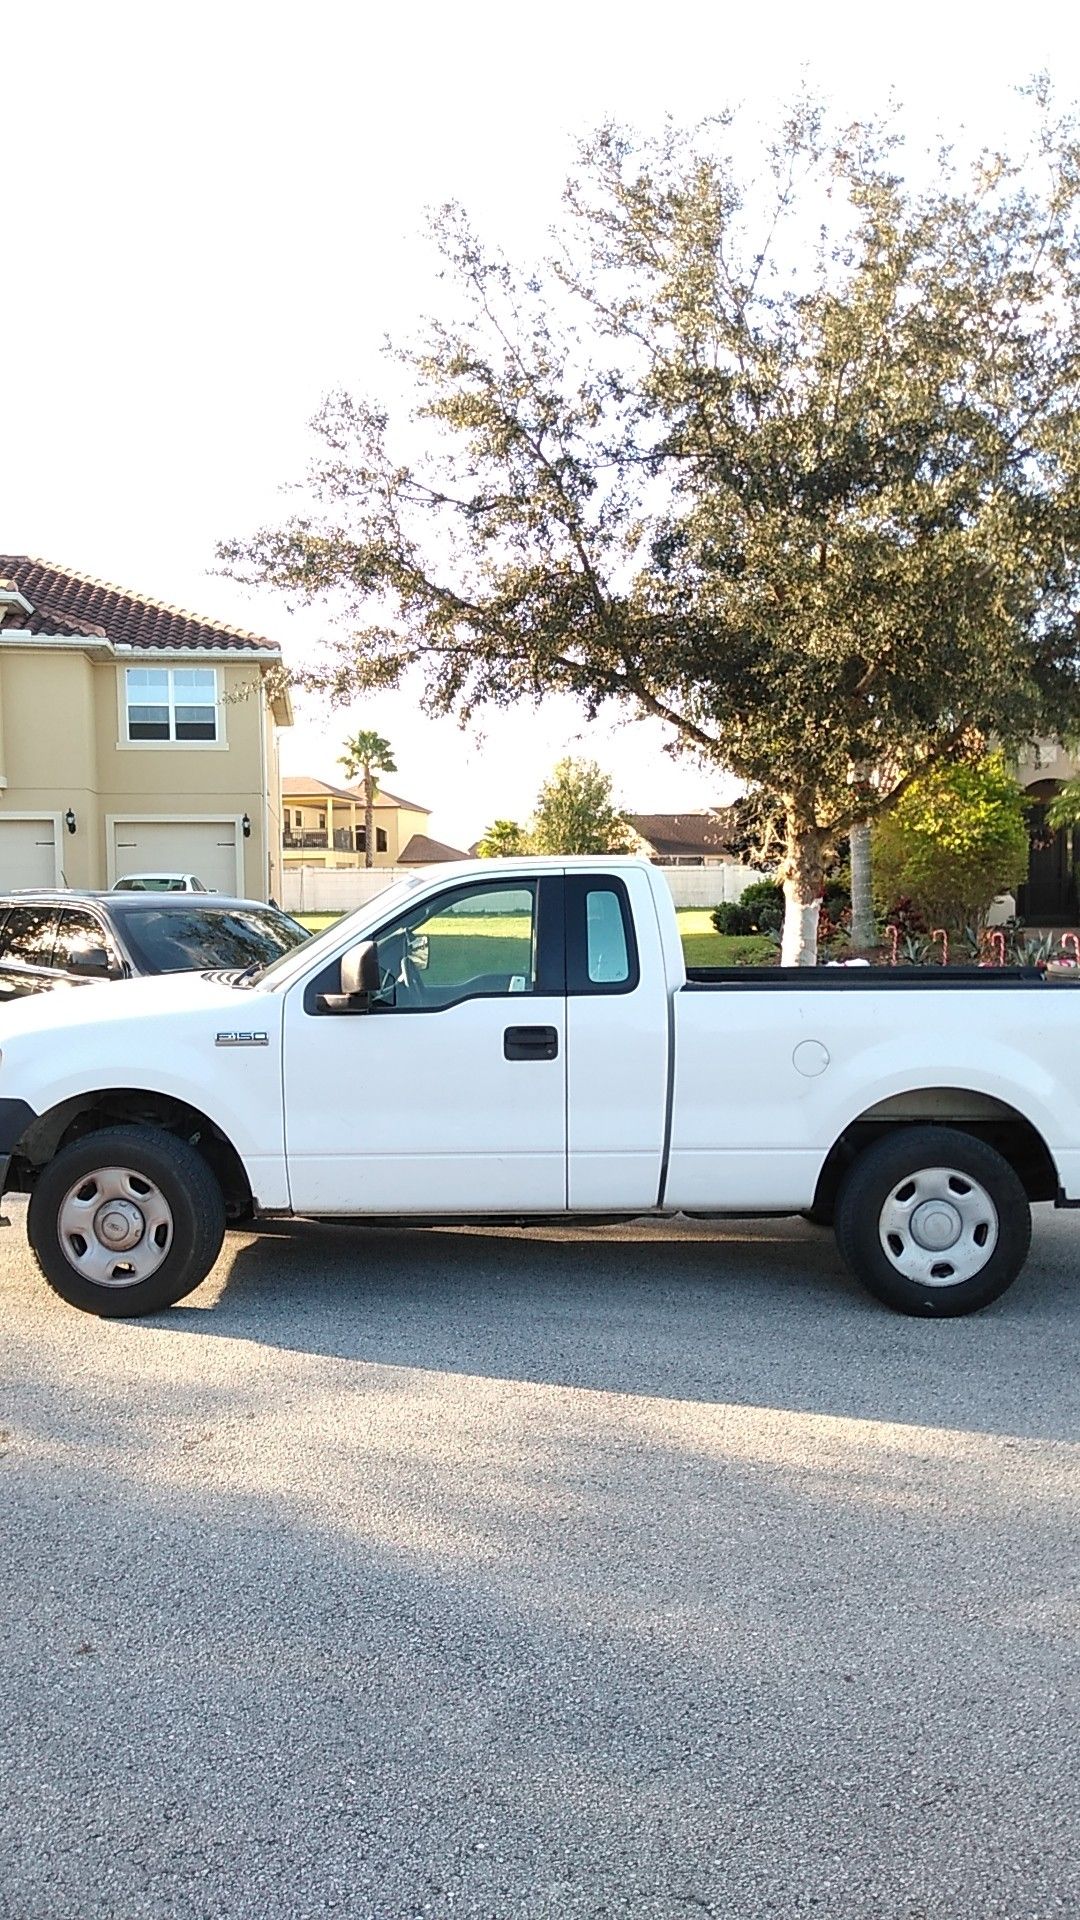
{"left": 282, "top": 860, "right": 767, "bottom": 915}
{"left": 659, "top": 864, "right": 768, "bottom": 908}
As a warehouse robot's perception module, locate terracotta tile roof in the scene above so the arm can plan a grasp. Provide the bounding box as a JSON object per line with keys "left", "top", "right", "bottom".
{"left": 0, "top": 554, "right": 281, "bottom": 655}
{"left": 399, "top": 833, "right": 469, "bottom": 864}
{"left": 628, "top": 810, "right": 739, "bottom": 859}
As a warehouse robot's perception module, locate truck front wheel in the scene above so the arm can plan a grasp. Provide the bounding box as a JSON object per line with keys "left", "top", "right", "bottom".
{"left": 834, "top": 1126, "right": 1032, "bottom": 1317}
{"left": 27, "top": 1124, "right": 226, "bottom": 1318}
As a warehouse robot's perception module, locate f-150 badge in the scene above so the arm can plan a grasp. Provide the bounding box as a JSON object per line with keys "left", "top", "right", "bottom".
{"left": 215, "top": 1031, "right": 269, "bottom": 1047}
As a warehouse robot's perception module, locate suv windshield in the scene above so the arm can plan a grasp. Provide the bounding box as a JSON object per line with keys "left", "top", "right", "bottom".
{"left": 118, "top": 905, "right": 309, "bottom": 974}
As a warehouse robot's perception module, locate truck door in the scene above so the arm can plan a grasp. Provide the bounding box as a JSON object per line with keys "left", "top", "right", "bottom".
{"left": 563, "top": 872, "right": 670, "bottom": 1209}
{"left": 282, "top": 874, "right": 567, "bottom": 1214}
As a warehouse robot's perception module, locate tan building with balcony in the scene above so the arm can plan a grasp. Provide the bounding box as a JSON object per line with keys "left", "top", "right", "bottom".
{"left": 0, "top": 555, "right": 292, "bottom": 899}
{"left": 281, "top": 776, "right": 437, "bottom": 868}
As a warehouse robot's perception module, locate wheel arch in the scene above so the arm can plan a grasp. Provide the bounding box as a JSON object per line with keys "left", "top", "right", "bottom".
{"left": 9, "top": 1088, "right": 253, "bottom": 1221}
{"left": 813, "top": 1087, "right": 1058, "bottom": 1216}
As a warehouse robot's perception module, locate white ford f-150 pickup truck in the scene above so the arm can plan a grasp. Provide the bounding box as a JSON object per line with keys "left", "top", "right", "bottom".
{"left": 0, "top": 857, "right": 1074, "bottom": 1320}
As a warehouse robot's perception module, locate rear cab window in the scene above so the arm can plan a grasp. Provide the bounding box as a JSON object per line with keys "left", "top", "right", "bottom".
{"left": 565, "top": 876, "right": 639, "bottom": 994}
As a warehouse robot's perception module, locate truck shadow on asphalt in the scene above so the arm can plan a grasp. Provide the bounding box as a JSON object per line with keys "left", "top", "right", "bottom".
{"left": 159, "top": 1208, "right": 1079, "bottom": 1441}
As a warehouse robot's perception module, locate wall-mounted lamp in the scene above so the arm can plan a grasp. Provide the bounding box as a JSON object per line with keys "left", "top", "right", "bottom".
{"left": 64, "top": 808, "right": 77, "bottom": 835}
{"left": 241, "top": 813, "right": 252, "bottom": 839}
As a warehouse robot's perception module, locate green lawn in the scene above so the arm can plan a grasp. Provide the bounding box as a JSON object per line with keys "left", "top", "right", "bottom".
{"left": 297, "top": 907, "right": 775, "bottom": 969}
{"left": 676, "top": 909, "right": 776, "bottom": 968}
{"left": 422, "top": 914, "right": 533, "bottom": 983}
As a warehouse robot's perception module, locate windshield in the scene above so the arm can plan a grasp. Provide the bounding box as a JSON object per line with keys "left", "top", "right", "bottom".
{"left": 117, "top": 904, "right": 310, "bottom": 973}
{"left": 245, "top": 873, "right": 431, "bottom": 990}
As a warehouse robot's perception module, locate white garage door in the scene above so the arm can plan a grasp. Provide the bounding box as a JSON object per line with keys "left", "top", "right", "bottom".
{"left": 111, "top": 819, "right": 240, "bottom": 894}
{"left": 0, "top": 817, "right": 58, "bottom": 889}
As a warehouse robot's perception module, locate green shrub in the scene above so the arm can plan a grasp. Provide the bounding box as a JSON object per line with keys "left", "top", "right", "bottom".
{"left": 714, "top": 877, "right": 846, "bottom": 942}
{"left": 710, "top": 901, "right": 753, "bottom": 935}
{"left": 872, "top": 755, "right": 1029, "bottom": 929}
{"left": 735, "top": 879, "right": 785, "bottom": 932}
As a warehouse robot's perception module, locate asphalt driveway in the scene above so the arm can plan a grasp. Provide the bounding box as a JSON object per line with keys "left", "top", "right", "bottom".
{"left": 1, "top": 1201, "right": 1077, "bottom": 1920}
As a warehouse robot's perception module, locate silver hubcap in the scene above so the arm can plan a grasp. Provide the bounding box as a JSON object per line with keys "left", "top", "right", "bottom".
{"left": 879, "top": 1166, "right": 998, "bottom": 1288}
{"left": 58, "top": 1166, "right": 173, "bottom": 1288}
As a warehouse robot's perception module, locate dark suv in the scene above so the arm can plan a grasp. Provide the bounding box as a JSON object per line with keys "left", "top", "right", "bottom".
{"left": 0, "top": 892, "right": 310, "bottom": 1000}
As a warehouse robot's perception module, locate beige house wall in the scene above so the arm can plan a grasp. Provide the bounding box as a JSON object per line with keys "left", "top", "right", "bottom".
{"left": 264, "top": 701, "right": 284, "bottom": 901}
{"left": 376, "top": 802, "right": 428, "bottom": 864}
{"left": 3, "top": 649, "right": 100, "bottom": 792}
{"left": 0, "top": 650, "right": 100, "bottom": 886}
{"left": 91, "top": 660, "right": 269, "bottom": 896}
{"left": 0, "top": 647, "right": 280, "bottom": 897}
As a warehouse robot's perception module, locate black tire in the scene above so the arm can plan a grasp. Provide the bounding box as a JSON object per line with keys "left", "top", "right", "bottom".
{"left": 834, "top": 1125, "right": 1031, "bottom": 1317}
{"left": 27, "top": 1124, "right": 226, "bottom": 1318}
{"left": 800, "top": 1203, "right": 834, "bottom": 1228}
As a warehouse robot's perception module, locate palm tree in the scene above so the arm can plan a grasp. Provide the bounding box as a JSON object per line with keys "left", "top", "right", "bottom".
{"left": 476, "top": 818, "right": 527, "bottom": 857}
{"left": 338, "top": 730, "right": 397, "bottom": 868}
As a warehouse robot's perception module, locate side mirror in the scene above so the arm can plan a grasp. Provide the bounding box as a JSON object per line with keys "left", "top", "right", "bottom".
{"left": 69, "top": 946, "right": 115, "bottom": 979}
{"left": 314, "top": 940, "right": 385, "bottom": 1015}
{"left": 340, "top": 941, "right": 381, "bottom": 997}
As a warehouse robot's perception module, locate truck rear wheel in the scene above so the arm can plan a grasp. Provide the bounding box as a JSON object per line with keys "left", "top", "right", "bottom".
{"left": 27, "top": 1124, "right": 226, "bottom": 1318}
{"left": 834, "top": 1125, "right": 1031, "bottom": 1317}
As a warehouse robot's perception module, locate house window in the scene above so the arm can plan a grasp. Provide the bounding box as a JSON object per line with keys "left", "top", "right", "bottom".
{"left": 357, "top": 827, "right": 389, "bottom": 853}
{"left": 125, "top": 666, "right": 219, "bottom": 743}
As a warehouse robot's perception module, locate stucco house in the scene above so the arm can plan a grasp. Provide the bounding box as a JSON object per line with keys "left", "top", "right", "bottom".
{"left": 281, "top": 775, "right": 439, "bottom": 869}
{"left": 626, "top": 810, "right": 742, "bottom": 867}
{"left": 0, "top": 556, "right": 292, "bottom": 898}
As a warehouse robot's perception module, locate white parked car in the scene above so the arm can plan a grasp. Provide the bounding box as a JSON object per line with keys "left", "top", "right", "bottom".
{"left": 111, "top": 873, "right": 209, "bottom": 893}
{"left": 0, "top": 857, "right": 1074, "bottom": 1321}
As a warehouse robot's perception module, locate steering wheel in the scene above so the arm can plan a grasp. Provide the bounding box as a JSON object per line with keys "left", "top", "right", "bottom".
{"left": 374, "top": 934, "right": 432, "bottom": 1007}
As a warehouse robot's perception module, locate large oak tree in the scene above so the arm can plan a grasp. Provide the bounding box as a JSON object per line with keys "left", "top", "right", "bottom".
{"left": 221, "top": 88, "right": 1080, "bottom": 961}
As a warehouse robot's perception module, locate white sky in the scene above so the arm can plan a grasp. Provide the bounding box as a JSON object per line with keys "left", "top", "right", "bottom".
{"left": 4, "top": 0, "right": 1079, "bottom": 846}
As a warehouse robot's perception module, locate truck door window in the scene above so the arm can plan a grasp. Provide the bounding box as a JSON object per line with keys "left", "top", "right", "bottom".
{"left": 372, "top": 883, "right": 539, "bottom": 1009}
